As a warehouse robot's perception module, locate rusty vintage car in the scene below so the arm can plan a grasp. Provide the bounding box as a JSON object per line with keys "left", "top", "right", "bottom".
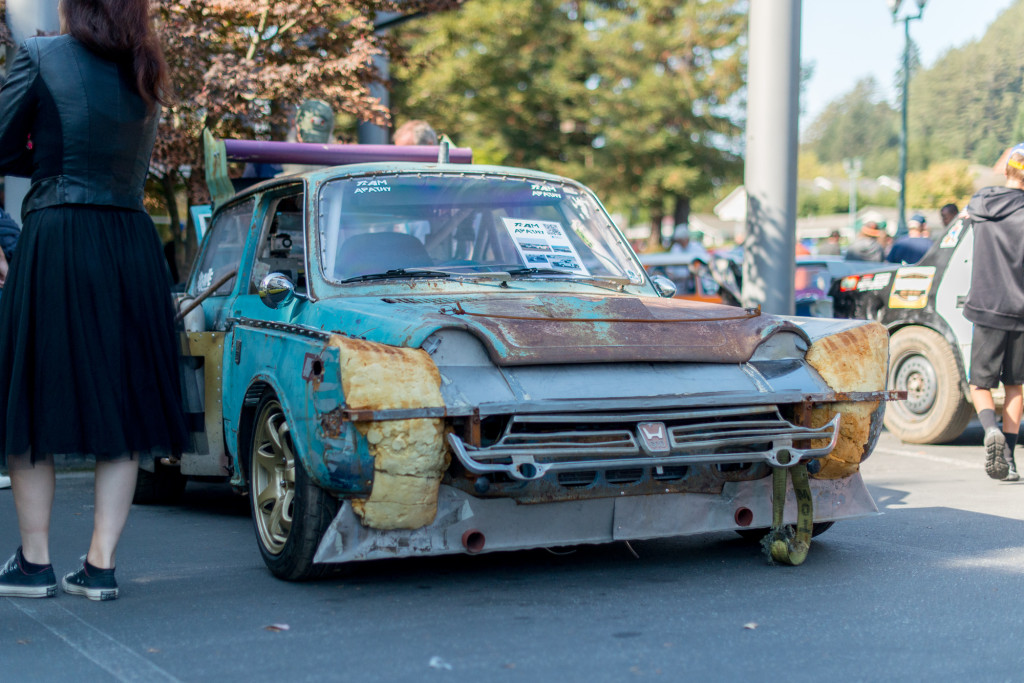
{"left": 161, "top": 134, "right": 896, "bottom": 580}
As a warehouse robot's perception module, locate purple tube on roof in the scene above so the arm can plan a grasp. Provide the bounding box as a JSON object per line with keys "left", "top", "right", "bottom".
{"left": 223, "top": 139, "right": 473, "bottom": 165}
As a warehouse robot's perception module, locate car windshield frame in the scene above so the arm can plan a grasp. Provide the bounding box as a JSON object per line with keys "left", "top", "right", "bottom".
{"left": 314, "top": 170, "right": 647, "bottom": 288}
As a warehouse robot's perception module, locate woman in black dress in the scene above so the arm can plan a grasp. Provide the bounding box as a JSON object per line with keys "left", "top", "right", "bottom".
{"left": 0, "top": 0, "right": 188, "bottom": 600}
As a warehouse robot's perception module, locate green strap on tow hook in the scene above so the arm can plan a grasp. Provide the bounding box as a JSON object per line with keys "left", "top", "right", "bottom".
{"left": 764, "top": 462, "right": 814, "bottom": 566}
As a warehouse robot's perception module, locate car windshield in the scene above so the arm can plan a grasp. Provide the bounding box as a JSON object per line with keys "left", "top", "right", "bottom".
{"left": 317, "top": 173, "right": 644, "bottom": 285}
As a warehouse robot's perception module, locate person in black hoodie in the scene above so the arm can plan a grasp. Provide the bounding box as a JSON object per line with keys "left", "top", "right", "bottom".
{"left": 964, "top": 142, "right": 1024, "bottom": 482}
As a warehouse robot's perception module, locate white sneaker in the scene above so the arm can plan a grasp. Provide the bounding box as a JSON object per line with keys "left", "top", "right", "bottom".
{"left": 0, "top": 475, "right": 10, "bottom": 490}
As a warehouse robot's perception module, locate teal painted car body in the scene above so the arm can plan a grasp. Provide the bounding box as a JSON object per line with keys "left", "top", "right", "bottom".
{"left": 170, "top": 155, "right": 892, "bottom": 575}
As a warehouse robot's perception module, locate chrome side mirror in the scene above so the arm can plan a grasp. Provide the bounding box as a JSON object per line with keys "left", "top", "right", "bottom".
{"left": 651, "top": 274, "right": 678, "bottom": 298}
{"left": 258, "top": 272, "right": 297, "bottom": 309}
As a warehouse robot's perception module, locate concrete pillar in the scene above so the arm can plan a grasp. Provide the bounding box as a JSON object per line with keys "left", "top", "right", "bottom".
{"left": 5, "top": 0, "right": 60, "bottom": 224}
{"left": 356, "top": 52, "right": 391, "bottom": 145}
{"left": 741, "top": 0, "right": 801, "bottom": 315}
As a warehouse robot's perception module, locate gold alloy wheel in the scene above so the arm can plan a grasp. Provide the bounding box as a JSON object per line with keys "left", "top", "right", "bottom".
{"left": 251, "top": 400, "right": 296, "bottom": 555}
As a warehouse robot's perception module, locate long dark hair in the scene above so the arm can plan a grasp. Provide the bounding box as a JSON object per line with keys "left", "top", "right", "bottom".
{"left": 60, "top": 0, "right": 168, "bottom": 106}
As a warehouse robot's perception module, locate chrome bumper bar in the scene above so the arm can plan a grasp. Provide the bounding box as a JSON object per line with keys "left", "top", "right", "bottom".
{"left": 446, "top": 414, "right": 840, "bottom": 481}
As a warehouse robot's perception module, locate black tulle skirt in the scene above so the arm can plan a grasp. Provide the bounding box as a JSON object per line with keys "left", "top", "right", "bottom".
{"left": 0, "top": 205, "right": 189, "bottom": 464}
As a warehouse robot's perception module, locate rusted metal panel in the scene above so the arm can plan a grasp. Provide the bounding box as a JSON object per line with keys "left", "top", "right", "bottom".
{"left": 434, "top": 294, "right": 800, "bottom": 366}
{"left": 312, "top": 475, "right": 878, "bottom": 564}
{"left": 329, "top": 389, "right": 903, "bottom": 422}
{"left": 180, "top": 332, "right": 230, "bottom": 477}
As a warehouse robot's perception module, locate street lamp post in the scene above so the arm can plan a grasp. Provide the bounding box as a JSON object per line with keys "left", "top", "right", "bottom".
{"left": 843, "top": 157, "right": 862, "bottom": 231}
{"left": 888, "top": 0, "right": 927, "bottom": 237}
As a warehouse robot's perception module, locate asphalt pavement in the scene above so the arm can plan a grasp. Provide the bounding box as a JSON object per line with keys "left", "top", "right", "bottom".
{"left": 2, "top": 422, "right": 1023, "bottom": 682}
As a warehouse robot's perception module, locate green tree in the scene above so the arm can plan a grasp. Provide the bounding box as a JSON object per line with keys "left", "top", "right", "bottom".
{"left": 152, "top": 0, "right": 460, "bottom": 266}
{"left": 393, "top": 0, "right": 747, "bottom": 243}
{"left": 908, "top": 0, "right": 1024, "bottom": 166}
{"left": 801, "top": 77, "right": 899, "bottom": 178}
{"left": 905, "top": 160, "right": 974, "bottom": 210}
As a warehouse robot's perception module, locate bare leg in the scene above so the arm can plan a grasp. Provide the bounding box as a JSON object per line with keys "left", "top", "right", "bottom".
{"left": 9, "top": 453, "right": 55, "bottom": 566}
{"left": 970, "top": 385, "right": 996, "bottom": 414}
{"left": 1002, "top": 385, "right": 1023, "bottom": 434}
{"left": 88, "top": 457, "right": 139, "bottom": 569}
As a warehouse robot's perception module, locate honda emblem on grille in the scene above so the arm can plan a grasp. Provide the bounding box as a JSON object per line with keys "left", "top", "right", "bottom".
{"left": 637, "top": 422, "right": 670, "bottom": 456}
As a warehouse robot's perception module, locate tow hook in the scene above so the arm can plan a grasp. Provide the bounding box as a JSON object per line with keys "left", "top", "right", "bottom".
{"left": 763, "top": 462, "right": 814, "bottom": 566}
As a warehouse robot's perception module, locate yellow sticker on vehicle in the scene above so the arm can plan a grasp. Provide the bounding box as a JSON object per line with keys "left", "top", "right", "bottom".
{"left": 888, "top": 266, "right": 936, "bottom": 309}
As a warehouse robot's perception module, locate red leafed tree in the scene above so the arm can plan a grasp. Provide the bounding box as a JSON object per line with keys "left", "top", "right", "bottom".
{"left": 152, "top": 0, "right": 461, "bottom": 263}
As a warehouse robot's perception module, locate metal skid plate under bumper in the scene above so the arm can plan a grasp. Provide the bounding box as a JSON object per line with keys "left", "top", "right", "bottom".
{"left": 312, "top": 473, "right": 878, "bottom": 564}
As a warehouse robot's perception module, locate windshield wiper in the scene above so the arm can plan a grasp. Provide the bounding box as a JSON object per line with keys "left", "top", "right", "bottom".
{"left": 504, "top": 266, "right": 632, "bottom": 287}
{"left": 341, "top": 269, "right": 453, "bottom": 283}
{"left": 504, "top": 267, "right": 567, "bottom": 277}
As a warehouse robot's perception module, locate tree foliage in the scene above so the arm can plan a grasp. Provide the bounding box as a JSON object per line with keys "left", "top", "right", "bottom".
{"left": 155, "top": 0, "right": 460, "bottom": 200}
{"left": 801, "top": 77, "right": 899, "bottom": 178}
{"left": 393, "top": 0, "right": 747, "bottom": 238}
{"left": 908, "top": 0, "right": 1024, "bottom": 168}
{"left": 905, "top": 159, "right": 974, "bottom": 210}
{"left": 148, "top": 0, "right": 459, "bottom": 265}
{"left": 805, "top": 0, "right": 1024, "bottom": 177}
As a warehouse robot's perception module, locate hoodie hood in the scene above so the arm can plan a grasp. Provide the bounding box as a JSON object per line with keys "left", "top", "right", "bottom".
{"left": 967, "top": 186, "right": 1024, "bottom": 222}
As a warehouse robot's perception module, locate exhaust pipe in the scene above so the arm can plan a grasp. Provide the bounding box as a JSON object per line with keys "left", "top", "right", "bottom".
{"left": 461, "top": 529, "right": 486, "bottom": 554}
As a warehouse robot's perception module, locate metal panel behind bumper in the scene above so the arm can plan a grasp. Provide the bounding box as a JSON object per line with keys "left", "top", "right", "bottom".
{"left": 312, "top": 474, "right": 878, "bottom": 564}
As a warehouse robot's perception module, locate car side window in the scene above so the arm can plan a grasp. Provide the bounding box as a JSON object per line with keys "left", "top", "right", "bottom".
{"left": 250, "top": 193, "right": 306, "bottom": 294}
{"left": 190, "top": 198, "right": 255, "bottom": 297}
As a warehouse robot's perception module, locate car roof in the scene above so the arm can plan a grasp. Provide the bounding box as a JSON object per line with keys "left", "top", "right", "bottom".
{"left": 228, "top": 162, "right": 584, "bottom": 204}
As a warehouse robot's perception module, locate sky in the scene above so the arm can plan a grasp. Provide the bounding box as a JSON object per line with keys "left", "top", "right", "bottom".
{"left": 800, "top": 0, "right": 1016, "bottom": 132}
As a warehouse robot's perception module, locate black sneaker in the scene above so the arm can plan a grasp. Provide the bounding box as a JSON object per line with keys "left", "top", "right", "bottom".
{"left": 62, "top": 561, "right": 118, "bottom": 601}
{"left": 0, "top": 547, "right": 57, "bottom": 598}
{"left": 984, "top": 428, "right": 1009, "bottom": 480}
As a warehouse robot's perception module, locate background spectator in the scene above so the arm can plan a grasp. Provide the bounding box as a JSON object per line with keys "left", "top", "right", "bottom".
{"left": 393, "top": 120, "right": 438, "bottom": 146}
{"left": 845, "top": 221, "right": 885, "bottom": 261}
{"left": 887, "top": 213, "right": 933, "bottom": 264}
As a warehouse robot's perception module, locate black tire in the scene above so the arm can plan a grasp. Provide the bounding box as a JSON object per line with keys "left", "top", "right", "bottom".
{"left": 736, "top": 521, "right": 835, "bottom": 542}
{"left": 885, "top": 326, "right": 974, "bottom": 444}
{"left": 247, "top": 394, "right": 338, "bottom": 581}
{"left": 133, "top": 461, "right": 187, "bottom": 505}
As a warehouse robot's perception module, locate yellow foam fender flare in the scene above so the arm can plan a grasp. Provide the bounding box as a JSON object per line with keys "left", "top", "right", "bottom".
{"left": 763, "top": 463, "right": 814, "bottom": 566}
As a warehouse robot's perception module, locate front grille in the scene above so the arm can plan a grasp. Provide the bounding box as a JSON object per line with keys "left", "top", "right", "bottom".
{"left": 447, "top": 405, "right": 838, "bottom": 482}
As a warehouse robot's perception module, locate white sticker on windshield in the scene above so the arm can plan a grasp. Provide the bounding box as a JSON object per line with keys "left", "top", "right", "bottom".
{"left": 197, "top": 268, "right": 214, "bottom": 291}
{"left": 531, "top": 183, "right": 562, "bottom": 199}
{"left": 569, "top": 194, "right": 591, "bottom": 218}
{"left": 353, "top": 179, "right": 390, "bottom": 194}
{"left": 501, "top": 217, "right": 591, "bottom": 276}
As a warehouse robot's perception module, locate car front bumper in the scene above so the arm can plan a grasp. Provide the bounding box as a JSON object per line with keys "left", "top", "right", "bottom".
{"left": 312, "top": 473, "right": 877, "bottom": 564}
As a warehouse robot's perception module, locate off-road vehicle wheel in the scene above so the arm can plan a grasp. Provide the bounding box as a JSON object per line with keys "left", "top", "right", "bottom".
{"left": 885, "top": 326, "right": 974, "bottom": 444}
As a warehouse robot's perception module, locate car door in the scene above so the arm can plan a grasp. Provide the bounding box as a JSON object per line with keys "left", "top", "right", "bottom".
{"left": 178, "top": 196, "right": 258, "bottom": 476}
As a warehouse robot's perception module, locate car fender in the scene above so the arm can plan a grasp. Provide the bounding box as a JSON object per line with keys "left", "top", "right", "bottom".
{"left": 224, "top": 324, "right": 375, "bottom": 496}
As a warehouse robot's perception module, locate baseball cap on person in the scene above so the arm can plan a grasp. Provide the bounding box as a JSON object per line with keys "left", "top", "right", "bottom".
{"left": 673, "top": 224, "right": 690, "bottom": 240}
{"left": 1006, "top": 142, "right": 1024, "bottom": 172}
{"left": 860, "top": 221, "right": 884, "bottom": 238}
{"left": 296, "top": 99, "right": 334, "bottom": 143}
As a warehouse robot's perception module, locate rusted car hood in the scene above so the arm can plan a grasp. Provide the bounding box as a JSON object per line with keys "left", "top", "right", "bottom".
{"left": 318, "top": 292, "right": 808, "bottom": 367}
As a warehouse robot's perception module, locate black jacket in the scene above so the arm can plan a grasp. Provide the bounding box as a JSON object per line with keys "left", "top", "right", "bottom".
{"left": 965, "top": 186, "right": 1024, "bottom": 330}
{"left": 0, "top": 35, "right": 157, "bottom": 220}
{"left": 0, "top": 208, "right": 19, "bottom": 261}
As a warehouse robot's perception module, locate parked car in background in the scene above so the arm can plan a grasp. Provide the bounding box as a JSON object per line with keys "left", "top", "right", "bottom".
{"left": 154, "top": 134, "right": 897, "bottom": 580}
{"left": 640, "top": 251, "right": 873, "bottom": 318}
{"left": 794, "top": 257, "right": 890, "bottom": 318}
{"left": 637, "top": 251, "right": 741, "bottom": 305}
